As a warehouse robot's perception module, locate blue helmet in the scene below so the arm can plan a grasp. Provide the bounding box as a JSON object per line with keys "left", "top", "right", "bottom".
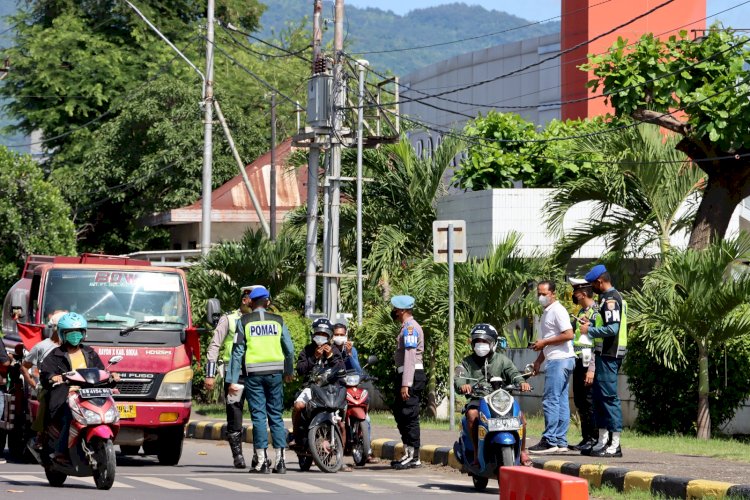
{"left": 57, "top": 312, "right": 87, "bottom": 334}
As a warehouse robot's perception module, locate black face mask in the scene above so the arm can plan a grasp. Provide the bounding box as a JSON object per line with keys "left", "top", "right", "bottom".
{"left": 390, "top": 309, "right": 399, "bottom": 322}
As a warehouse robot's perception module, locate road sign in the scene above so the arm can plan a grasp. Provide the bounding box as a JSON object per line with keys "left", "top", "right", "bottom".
{"left": 432, "top": 220, "right": 467, "bottom": 263}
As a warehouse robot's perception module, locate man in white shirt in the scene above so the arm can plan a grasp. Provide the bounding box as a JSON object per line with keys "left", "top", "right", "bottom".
{"left": 528, "top": 280, "right": 575, "bottom": 454}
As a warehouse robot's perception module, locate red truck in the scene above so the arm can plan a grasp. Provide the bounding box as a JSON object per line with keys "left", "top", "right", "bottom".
{"left": 1, "top": 254, "right": 200, "bottom": 465}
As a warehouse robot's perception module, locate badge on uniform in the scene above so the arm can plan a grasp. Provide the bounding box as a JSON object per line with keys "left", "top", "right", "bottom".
{"left": 606, "top": 300, "right": 617, "bottom": 311}
{"left": 404, "top": 325, "right": 418, "bottom": 348}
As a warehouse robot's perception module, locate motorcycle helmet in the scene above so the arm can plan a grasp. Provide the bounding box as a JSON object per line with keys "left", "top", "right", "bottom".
{"left": 470, "top": 323, "right": 499, "bottom": 352}
{"left": 57, "top": 312, "right": 87, "bottom": 345}
{"left": 311, "top": 317, "right": 333, "bottom": 346}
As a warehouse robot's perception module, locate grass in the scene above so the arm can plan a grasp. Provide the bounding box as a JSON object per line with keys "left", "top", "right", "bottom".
{"left": 590, "top": 485, "right": 664, "bottom": 499}
{"left": 191, "top": 402, "right": 750, "bottom": 463}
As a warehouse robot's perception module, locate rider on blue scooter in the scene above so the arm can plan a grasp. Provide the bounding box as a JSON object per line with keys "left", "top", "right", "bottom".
{"left": 456, "top": 324, "right": 532, "bottom": 467}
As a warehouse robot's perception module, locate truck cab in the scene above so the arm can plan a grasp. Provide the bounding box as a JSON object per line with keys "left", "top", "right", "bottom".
{"left": 1, "top": 254, "right": 197, "bottom": 465}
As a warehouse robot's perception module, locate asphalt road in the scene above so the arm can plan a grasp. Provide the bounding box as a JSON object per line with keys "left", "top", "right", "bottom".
{"left": 0, "top": 439, "right": 491, "bottom": 499}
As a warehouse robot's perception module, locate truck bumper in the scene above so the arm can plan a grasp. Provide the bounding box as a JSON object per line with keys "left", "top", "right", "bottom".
{"left": 114, "top": 401, "right": 190, "bottom": 446}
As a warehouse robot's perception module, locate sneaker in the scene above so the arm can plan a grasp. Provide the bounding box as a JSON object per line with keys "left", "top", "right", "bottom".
{"left": 578, "top": 439, "right": 597, "bottom": 455}
{"left": 528, "top": 438, "right": 558, "bottom": 454}
{"left": 390, "top": 446, "right": 414, "bottom": 467}
{"left": 590, "top": 445, "right": 622, "bottom": 458}
{"left": 555, "top": 447, "right": 570, "bottom": 453}
{"left": 394, "top": 457, "right": 421, "bottom": 470}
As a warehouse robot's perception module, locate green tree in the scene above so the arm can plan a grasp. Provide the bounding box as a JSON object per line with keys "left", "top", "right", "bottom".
{"left": 582, "top": 28, "right": 750, "bottom": 249}
{"left": 0, "top": 146, "right": 76, "bottom": 290}
{"left": 452, "top": 112, "right": 608, "bottom": 190}
{"left": 545, "top": 125, "right": 703, "bottom": 263}
{"left": 629, "top": 235, "right": 750, "bottom": 439}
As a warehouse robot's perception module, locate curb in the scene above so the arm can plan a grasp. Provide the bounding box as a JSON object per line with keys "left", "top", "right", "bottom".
{"left": 186, "top": 421, "right": 750, "bottom": 499}
{"left": 532, "top": 457, "right": 750, "bottom": 499}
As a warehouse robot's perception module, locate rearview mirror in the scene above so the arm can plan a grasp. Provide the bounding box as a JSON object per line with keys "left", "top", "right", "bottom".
{"left": 366, "top": 355, "right": 378, "bottom": 365}
{"left": 109, "top": 355, "right": 124, "bottom": 365}
{"left": 207, "top": 298, "right": 222, "bottom": 327}
{"left": 455, "top": 365, "right": 468, "bottom": 379}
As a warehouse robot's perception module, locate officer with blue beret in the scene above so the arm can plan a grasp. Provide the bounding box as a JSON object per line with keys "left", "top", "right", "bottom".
{"left": 390, "top": 295, "right": 425, "bottom": 469}
{"left": 580, "top": 265, "right": 627, "bottom": 458}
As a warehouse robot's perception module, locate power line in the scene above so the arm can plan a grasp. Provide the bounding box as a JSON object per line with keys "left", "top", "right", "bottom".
{"left": 351, "top": 0, "right": 615, "bottom": 55}
{"left": 219, "top": 21, "right": 313, "bottom": 64}
{"left": 218, "top": 23, "right": 311, "bottom": 59}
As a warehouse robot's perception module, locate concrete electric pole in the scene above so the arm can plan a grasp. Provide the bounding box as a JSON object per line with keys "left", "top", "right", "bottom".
{"left": 201, "top": 0, "right": 215, "bottom": 255}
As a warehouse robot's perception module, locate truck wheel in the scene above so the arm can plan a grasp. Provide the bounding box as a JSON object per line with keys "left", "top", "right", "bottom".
{"left": 156, "top": 426, "right": 184, "bottom": 465}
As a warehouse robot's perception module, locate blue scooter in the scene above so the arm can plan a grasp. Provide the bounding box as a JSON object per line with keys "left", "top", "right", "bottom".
{"left": 452, "top": 366, "right": 531, "bottom": 491}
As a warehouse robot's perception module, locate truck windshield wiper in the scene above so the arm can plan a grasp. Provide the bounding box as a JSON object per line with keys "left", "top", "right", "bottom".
{"left": 86, "top": 317, "right": 129, "bottom": 325}
{"left": 120, "top": 320, "right": 185, "bottom": 336}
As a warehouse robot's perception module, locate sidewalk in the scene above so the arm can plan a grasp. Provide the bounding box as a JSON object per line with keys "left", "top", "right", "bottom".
{"left": 186, "top": 416, "right": 750, "bottom": 498}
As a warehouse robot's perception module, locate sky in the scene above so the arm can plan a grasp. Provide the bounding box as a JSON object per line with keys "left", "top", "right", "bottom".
{"left": 345, "top": 0, "right": 750, "bottom": 26}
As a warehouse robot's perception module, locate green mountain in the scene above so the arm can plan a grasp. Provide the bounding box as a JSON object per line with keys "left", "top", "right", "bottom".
{"left": 260, "top": 1, "right": 560, "bottom": 76}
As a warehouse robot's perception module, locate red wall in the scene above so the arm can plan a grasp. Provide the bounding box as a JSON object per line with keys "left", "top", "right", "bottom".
{"left": 561, "top": 0, "right": 706, "bottom": 120}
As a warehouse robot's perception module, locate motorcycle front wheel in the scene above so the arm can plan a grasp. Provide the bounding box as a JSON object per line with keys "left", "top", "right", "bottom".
{"left": 350, "top": 421, "right": 369, "bottom": 467}
{"left": 500, "top": 445, "right": 515, "bottom": 468}
{"left": 309, "top": 423, "right": 343, "bottom": 473}
{"left": 45, "top": 467, "right": 67, "bottom": 487}
{"left": 472, "top": 475, "right": 489, "bottom": 492}
{"left": 92, "top": 438, "right": 116, "bottom": 490}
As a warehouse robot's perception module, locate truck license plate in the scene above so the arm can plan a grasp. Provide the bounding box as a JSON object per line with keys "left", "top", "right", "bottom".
{"left": 487, "top": 417, "right": 520, "bottom": 431}
{"left": 116, "top": 404, "right": 136, "bottom": 419}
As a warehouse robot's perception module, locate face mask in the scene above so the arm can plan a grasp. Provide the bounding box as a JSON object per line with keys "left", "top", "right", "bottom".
{"left": 538, "top": 295, "right": 550, "bottom": 307}
{"left": 390, "top": 309, "right": 399, "bottom": 322}
{"left": 332, "top": 336, "right": 347, "bottom": 346}
{"left": 313, "top": 335, "right": 329, "bottom": 346}
{"left": 473, "top": 343, "right": 491, "bottom": 357}
{"left": 65, "top": 331, "right": 84, "bottom": 347}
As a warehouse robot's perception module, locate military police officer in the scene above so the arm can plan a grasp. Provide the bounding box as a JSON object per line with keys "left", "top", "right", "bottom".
{"left": 229, "top": 286, "right": 295, "bottom": 473}
{"left": 580, "top": 265, "right": 627, "bottom": 458}
{"left": 390, "top": 295, "right": 425, "bottom": 470}
{"left": 204, "top": 285, "right": 256, "bottom": 468}
{"left": 568, "top": 277, "right": 599, "bottom": 454}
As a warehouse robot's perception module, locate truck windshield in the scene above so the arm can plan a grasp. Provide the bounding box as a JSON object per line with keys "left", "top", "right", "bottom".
{"left": 41, "top": 269, "right": 188, "bottom": 329}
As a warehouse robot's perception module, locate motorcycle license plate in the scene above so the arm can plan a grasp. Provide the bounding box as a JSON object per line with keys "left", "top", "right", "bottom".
{"left": 78, "top": 388, "right": 112, "bottom": 398}
{"left": 487, "top": 417, "right": 520, "bottom": 432}
{"left": 116, "top": 404, "right": 136, "bottom": 419}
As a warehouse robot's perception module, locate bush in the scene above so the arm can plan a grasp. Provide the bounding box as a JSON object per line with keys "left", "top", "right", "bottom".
{"left": 624, "top": 332, "right": 750, "bottom": 434}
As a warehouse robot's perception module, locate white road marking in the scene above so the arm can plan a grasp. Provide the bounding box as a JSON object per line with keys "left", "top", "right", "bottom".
{"left": 311, "top": 475, "right": 393, "bottom": 494}
{"left": 189, "top": 477, "right": 270, "bottom": 492}
{"left": 125, "top": 476, "right": 200, "bottom": 490}
{"left": 250, "top": 476, "right": 336, "bottom": 493}
{"left": 0, "top": 474, "right": 47, "bottom": 484}
{"left": 67, "top": 476, "right": 134, "bottom": 488}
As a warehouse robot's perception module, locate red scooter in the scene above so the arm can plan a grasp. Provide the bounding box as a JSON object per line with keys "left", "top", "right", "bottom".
{"left": 28, "top": 356, "right": 122, "bottom": 490}
{"left": 344, "top": 356, "right": 377, "bottom": 467}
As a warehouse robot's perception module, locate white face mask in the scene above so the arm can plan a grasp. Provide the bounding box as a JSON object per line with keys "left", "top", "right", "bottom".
{"left": 473, "top": 343, "right": 491, "bottom": 357}
{"left": 332, "top": 336, "right": 347, "bottom": 346}
{"left": 538, "top": 295, "right": 550, "bottom": 307}
{"left": 313, "top": 335, "right": 329, "bottom": 346}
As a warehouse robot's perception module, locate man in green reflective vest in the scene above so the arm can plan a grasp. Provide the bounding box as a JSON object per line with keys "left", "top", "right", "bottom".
{"left": 568, "top": 277, "right": 600, "bottom": 455}
{"left": 580, "top": 265, "right": 627, "bottom": 458}
{"left": 204, "top": 285, "right": 255, "bottom": 468}
{"left": 236, "top": 286, "right": 294, "bottom": 474}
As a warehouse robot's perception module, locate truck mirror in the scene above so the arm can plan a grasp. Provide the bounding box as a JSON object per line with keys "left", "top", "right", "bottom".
{"left": 42, "top": 325, "right": 53, "bottom": 339}
{"left": 11, "top": 289, "right": 26, "bottom": 318}
{"left": 207, "top": 298, "right": 222, "bottom": 327}
{"left": 179, "top": 329, "right": 187, "bottom": 344}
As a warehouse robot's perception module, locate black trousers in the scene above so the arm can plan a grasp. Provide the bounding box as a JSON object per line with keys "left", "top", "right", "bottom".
{"left": 572, "top": 357, "right": 596, "bottom": 442}
{"left": 392, "top": 370, "right": 426, "bottom": 449}
{"left": 223, "top": 380, "right": 247, "bottom": 434}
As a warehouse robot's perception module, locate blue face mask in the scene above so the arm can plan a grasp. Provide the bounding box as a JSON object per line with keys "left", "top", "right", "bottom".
{"left": 65, "top": 330, "right": 84, "bottom": 347}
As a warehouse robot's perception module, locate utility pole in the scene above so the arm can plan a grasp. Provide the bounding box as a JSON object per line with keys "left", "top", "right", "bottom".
{"left": 201, "top": 0, "right": 215, "bottom": 255}
{"left": 356, "top": 59, "right": 368, "bottom": 325}
{"left": 327, "top": 0, "right": 345, "bottom": 320}
{"left": 304, "top": 0, "right": 324, "bottom": 318}
{"left": 270, "top": 92, "right": 277, "bottom": 241}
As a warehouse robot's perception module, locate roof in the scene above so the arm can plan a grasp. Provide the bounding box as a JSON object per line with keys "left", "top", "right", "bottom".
{"left": 146, "top": 138, "right": 307, "bottom": 226}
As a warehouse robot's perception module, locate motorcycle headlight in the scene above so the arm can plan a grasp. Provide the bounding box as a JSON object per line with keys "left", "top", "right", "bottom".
{"left": 344, "top": 374, "right": 361, "bottom": 386}
{"left": 104, "top": 406, "right": 120, "bottom": 424}
{"left": 486, "top": 389, "right": 513, "bottom": 416}
{"left": 156, "top": 367, "right": 193, "bottom": 401}
{"left": 83, "top": 408, "right": 103, "bottom": 425}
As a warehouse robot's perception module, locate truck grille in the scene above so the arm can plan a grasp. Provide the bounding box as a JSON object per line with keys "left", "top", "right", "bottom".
{"left": 116, "top": 380, "right": 153, "bottom": 396}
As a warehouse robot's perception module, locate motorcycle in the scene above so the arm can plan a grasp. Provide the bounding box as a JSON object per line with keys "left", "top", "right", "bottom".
{"left": 28, "top": 355, "right": 123, "bottom": 490}
{"left": 291, "top": 364, "right": 347, "bottom": 473}
{"left": 343, "top": 355, "right": 377, "bottom": 467}
{"left": 452, "top": 365, "right": 531, "bottom": 492}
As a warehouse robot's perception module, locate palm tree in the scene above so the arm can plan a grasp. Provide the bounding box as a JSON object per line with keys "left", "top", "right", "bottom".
{"left": 629, "top": 234, "right": 750, "bottom": 439}
{"left": 545, "top": 124, "right": 703, "bottom": 262}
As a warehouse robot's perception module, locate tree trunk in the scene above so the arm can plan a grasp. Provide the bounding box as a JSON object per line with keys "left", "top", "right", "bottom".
{"left": 696, "top": 342, "right": 711, "bottom": 440}
{"left": 425, "top": 343, "right": 438, "bottom": 418}
{"left": 688, "top": 169, "right": 748, "bottom": 250}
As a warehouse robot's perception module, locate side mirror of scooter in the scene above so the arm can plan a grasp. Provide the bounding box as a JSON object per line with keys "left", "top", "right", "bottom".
{"left": 366, "top": 355, "right": 378, "bottom": 366}
{"left": 455, "top": 365, "right": 468, "bottom": 379}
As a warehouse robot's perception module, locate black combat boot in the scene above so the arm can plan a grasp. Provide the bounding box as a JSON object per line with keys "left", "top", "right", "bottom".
{"left": 227, "top": 431, "right": 246, "bottom": 469}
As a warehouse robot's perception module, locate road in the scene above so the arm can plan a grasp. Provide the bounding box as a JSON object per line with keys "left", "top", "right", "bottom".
{"left": 0, "top": 439, "right": 491, "bottom": 499}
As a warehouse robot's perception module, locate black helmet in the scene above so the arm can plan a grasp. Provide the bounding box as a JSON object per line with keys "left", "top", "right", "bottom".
{"left": 312, "top": 317, "right": 333, "bottom": 339}
{"left": 470, "top": 323, "right": 499, "bottom": 347}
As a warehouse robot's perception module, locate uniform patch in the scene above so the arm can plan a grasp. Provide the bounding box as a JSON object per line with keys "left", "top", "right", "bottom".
{"left": 606, "top": 300, "right": 617, "bottom": 310}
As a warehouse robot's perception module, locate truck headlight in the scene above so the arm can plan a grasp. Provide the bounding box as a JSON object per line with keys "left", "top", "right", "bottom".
{"left": 156, "top": 367, "right": 193, "bottom": 401}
